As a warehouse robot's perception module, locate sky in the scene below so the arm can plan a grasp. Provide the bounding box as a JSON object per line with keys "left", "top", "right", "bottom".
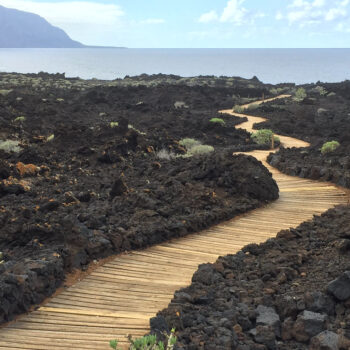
{"left": 0, "top": 0, "right": 349, "bottom": 48}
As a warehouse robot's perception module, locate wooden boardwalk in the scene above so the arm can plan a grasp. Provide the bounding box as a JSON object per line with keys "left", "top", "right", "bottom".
{"left": 0, "top": 96, "right": 348, "bottom": 349}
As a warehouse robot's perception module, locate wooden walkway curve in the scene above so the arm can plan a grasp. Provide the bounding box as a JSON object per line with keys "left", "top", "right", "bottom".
{"left": 0, "top": 95, "right": 348, "bottom": 349}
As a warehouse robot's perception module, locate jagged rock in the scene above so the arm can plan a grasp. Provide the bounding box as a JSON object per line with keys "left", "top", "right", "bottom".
{"left": 310, "top": 331, "right": 339, "bottom": 350}
{"left": 327, "top": 271, "right": 350, "bottom": 301}
{"left": 256, "top": 305, "right": 281, "bottom": 337}
{"left": 292, "top": 310, "right": 327, "bottom": 342}
{"left": 305, "top": 291, "right": 335, "bottom": 315}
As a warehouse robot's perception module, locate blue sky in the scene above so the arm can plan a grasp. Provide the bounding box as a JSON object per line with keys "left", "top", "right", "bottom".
{"left": 0, "top": 0, "right": 349, "bottom": 47}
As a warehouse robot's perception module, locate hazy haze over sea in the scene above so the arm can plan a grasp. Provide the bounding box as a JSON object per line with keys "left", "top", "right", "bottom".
{"left": 0, "top": 48, "right": 349, "bottom": 84}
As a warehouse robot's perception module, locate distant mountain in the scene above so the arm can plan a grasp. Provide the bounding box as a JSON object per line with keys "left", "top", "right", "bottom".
{"left": 0, "top": 5, "right": 84, "bottom": 48}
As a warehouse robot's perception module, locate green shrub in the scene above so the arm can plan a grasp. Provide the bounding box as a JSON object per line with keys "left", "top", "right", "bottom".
{"left": 251, "top": 129, "right": 279, "bottom": 146}
{"left": 179, "top": 138, "right": 201, "bottom": 150}
{"left": 110, "top": 121, "right": 119, "bottom": 128}
{"left": 0, "top": 140, "right": 21, "bottom": 153}
{"left": 178, "top": 138, "right": 214, "bottom": 157}
{"left": 209, "top": 117, "right": 225, "bottom": 125}
{"left": 294, "top": 88, "right": 307, "bottom": 102}
{"left": 47, "top": 134, "right": 55, "bottom": 142}
{"left": 189, "top": 144, "right": 214, "bottom": 155}
{"left": 0, "top": 89, "right": 12, "bottom": 96}
{"left": 232, "top": 105, "right": 244, "bottom": 113}
{"left": 270, "top": 87, "right": 285, "bottom": 95}
{"left": 315, "top": 86, "right": 327, "bottom": 96}
{"left": 247, "top": 103, "right": 260, "bottom": 111}
{"left": 128, "top": 124, "right": 146, "bottom": 135}
{"left": 110, "top": 329, "right": 177, "bottom": 350}
{"left": 14, "top": 116, "right": 26, "bottom": 123}
{"left": 321, "top": 141, "right": 340, "bottom": 155}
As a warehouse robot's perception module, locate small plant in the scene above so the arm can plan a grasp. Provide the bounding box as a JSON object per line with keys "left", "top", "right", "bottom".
{"left": 321, "top": 141, "right": 340, "bottom": 155}
{"left": 232, "top": 105, "right": 244, "bottom": 113}
{"left": 0, "top": 140, "right": 21, "bottom": 153}
{"left": 128, "top": 124, "right": 146, "bottom": 135}
{"left": 247, "top": 103, "right": 260, "bottom": 111}
{"left": 14, "top": 116, "right": 26, "bottom": 123}
{"left": 156, "top": 149, "right": 176, "bottom": 160}
{"left": 178, "top": 138, "right": 214, "bottom": 157}
{"left": 110, "top": 121, "right": 119, "bottom": 128}
{"left": 209, "top": 117, "right": 225, "bottom": 125}
{"left": 251, "top": 129, "right": 279, "bottom": 147}
{"left": 0, "top": 252, "right": 4, "bottom": 264}
{"left": 315, "top": 86, "right": 327, "bottom": 96}
{"left": 47, "top": 134, "right": 55, "bottom": 142}
{"left": 189, "top": 144, "right": 214, "bottom": 155}
{"left": 270, "top": 87, "right": 285, "bottom": 95}
{"left": 110, "top": 329, "right": 177, "bottom": 350}
{"left": 179, "top": 138, "right": 201, "bottom": 150}
{"left": 0, "top": 89, "right": 12, "bottom": 96}
{"left": 294, "top": 87, "right": 307, "bottom": 102}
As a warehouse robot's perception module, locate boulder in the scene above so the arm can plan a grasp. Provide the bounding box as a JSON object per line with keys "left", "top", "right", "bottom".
{"left": 310, "top": 331, "right": 339, "bottom": 350}
{"left": 292, "top": 310, "right": 327, "bottom": 342}
{"left": 256, "top": 305, "right": 281, "bottom": 337}
{"left": 327, "top": 271, "right": 350, "bottom": 301}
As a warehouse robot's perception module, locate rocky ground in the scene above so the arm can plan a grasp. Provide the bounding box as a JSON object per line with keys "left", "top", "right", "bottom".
{"left": 0, "top": 73, "right": 280, "bottom": 324}
{"left": 154, "top": 204, "right": 350, "bottom": 350}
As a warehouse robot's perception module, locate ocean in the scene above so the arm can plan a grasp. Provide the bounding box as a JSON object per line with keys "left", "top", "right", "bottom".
{"left": 0, "top": 48, "right": 349, "bottom": 84}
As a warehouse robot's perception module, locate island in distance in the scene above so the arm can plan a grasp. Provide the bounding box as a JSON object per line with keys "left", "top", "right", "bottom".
{"left": 0, "top": 5, "right": 123, "bottom": 48}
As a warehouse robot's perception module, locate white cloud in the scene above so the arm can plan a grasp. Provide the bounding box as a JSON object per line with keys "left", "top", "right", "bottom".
{"left": 198, "top": 0, "right": 262, "bottom": 26}
{"left": 198, "top": 10, "right": 219, "bottom": 23}
{"left": 325, "top": 8, "right": 347, "bottom": 21}
{"left": 276, "top": 11, "right": 284, "bottom": 20}
{"left": 140, "top": 19, "right": 165, "bottom": 24}
{"left": 220, "top": 0, "right": 247, "bottom": 24}
{"left": 336, "top": 22, "right": 350, "bottom": 32}
{"left": 282, "top": 0, "right": 349, "bottom": 26}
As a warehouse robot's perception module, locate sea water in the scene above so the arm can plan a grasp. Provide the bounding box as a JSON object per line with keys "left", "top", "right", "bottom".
{"left": 0, "top": 48, "right": 349, "bottom": 84}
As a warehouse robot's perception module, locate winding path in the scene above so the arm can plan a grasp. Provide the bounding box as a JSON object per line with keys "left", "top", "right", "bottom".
{"left": 0, "top": 95, "right": 348, "bottom": 349}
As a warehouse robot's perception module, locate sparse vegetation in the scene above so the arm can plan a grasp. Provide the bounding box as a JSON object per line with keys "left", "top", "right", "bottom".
{"left": 189, "top": 144, "right": 214, "bottom": 155}
{"left": 47, "top": 134, "right": 55, "bottom": 142}
{"left": 178, "top": 138, "right": 214, "bottom": 157}
{"left": 251, "top": 129, "right": 279, "bottom": 147}
{"left": 209, "top": 117, "right": 225, "bottom": 125}
{"left": 0, "top": 89, "right": 12, "bottom": 96}
{"left": 179, "top": 138, "right": 201, "bottom": 150}
{"left": 232, "top": 105, "right": 244, "bottom": 113}
{"left": 156, "top": 149, "right": 176, "bottom": 160}
{"left": 110, "top": 329, "right": 177, "bottom": 350}
{"left": 0, "top": 139, "right": 21, "bottom": 153}
{"left": 314, "top": 86, "right": 327, "bottom": 96}
{"left": 14, "top": 116, "right": 26, "bottom": 123}
{"left": 128, "top": 124, "right": 146, "bottom": 135}
{"left": 110, "top": 121, "right": 119, "bottom": 128}
{"left": 247, "top": 103, "right": 260, "bottom": 111}
{"left": 321, "top": 141, "right": 340, "bottom": 155}
{"left": 270, "top": 87, "right": 286, "bottom": 95}
{"left": 293, "top": 87, "right": 307, "bottom": 102}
